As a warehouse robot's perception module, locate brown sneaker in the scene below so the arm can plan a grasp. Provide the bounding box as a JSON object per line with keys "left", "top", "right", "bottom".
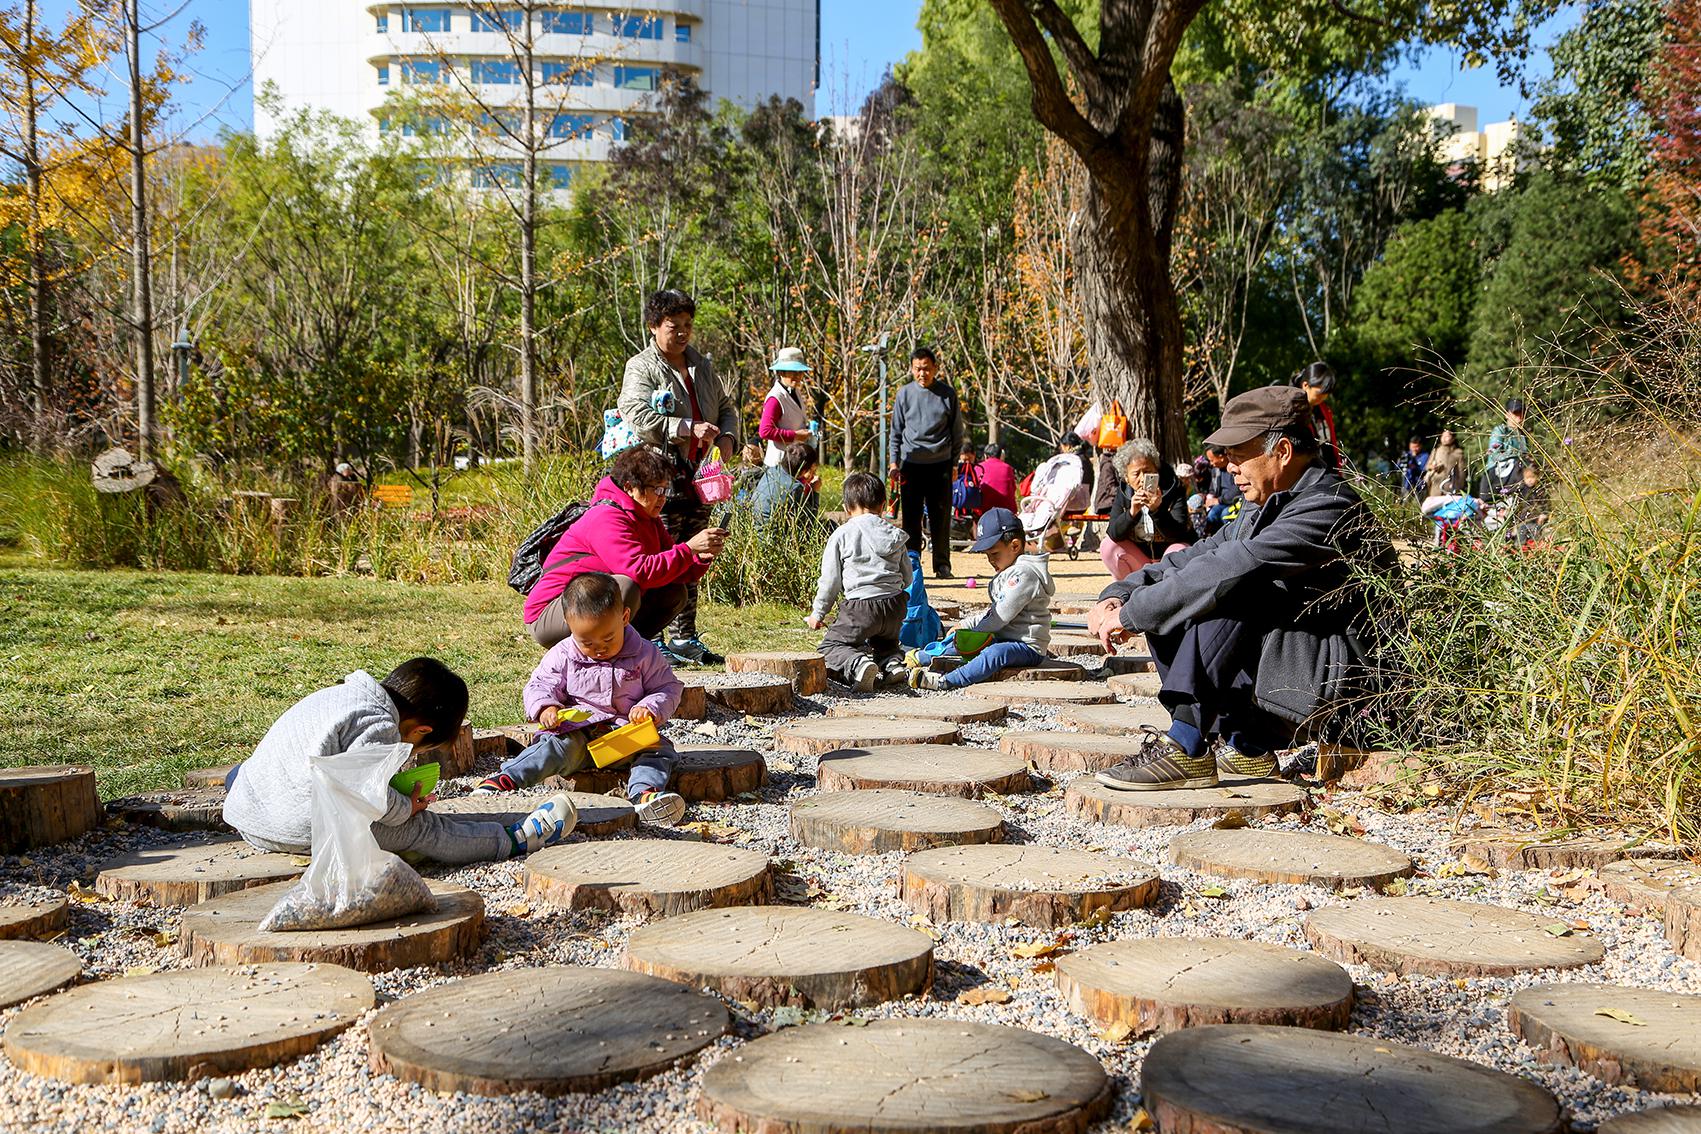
{"left": 1096, "top": 726, "right": 1219, "bottom": 791}
{"left": 1213, "top": 740, "right": 1279, "bottom": 779}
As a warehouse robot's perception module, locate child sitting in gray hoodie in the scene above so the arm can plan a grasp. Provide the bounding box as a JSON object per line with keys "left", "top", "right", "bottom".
{"left": 806, "top": 472, "right": 912, "bottom": 692}
{"left": 910, "top": 507, "right": 1055, "bottom": 690}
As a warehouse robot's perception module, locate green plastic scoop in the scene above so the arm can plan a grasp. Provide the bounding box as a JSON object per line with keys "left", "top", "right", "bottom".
{"left": 389, "top": 762, "right": 440, "bottom": 799}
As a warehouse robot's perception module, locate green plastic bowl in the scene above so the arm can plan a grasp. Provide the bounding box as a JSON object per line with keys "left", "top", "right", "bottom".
{"left": 390, "top": 762, "right": 440, "bottom": 799}
{"left": 954, "top": 629, "right": 994, "bottom": 657}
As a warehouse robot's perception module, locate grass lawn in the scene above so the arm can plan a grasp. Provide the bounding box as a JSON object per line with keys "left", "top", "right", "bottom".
{"left": 0, "top": 561, "right": 817, "bottom": 800}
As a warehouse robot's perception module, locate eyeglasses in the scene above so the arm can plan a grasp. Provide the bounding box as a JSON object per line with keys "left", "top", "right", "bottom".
{"left": 640, "top": 483, "right": 675, "bottom": 498}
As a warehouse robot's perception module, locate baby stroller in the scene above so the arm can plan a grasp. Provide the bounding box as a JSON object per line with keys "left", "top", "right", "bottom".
{"left": 1423, "top": 494, "right": 1483, "bottom": 552}
{"left": 1019, "top": 453, "right": 1089, "bottom": 551}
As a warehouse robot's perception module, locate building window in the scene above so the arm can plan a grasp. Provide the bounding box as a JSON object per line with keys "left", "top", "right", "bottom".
{"left": 541, "top": 11, "right": 594, "bottom": 35}
{"left": 481, "top": 109, "right": 522, "bottom": 133}
{"left": 400, "top": 8, "right": 452, "bottom": 33}
{"left": 377, "top": 63, "right": 390, "bottom": 85}
{"left": 548, "top": 164, "right": 573, "bottom": 190}
{"left": 470, "top": 58, "right": 521, "bottom": 84}
{"left": 604, "top": 116, "right": 627, "bottom": 141}
{"left": 612, "top": 14, "right": 662, "bottom": 39}
{"left": 675, "top": 21, "right": 691, "bottom": 42}
{"left": 549, "top": 113, "right": 594, "bottom": 140}
{"left": 612, "top": 65, "right": 659, "bottom": 91}
{"left": 376, "top": 13, "right": 389, "bottom": 33}
{"left": 472, "top": 162, "right": 524, "bottom": 188}
{"left": 401, "top": 114, "right": 448, "bottom": 136}
{"left": 542, "top": 61, "right": 594, "bottom": 86}
{"left": 469, "top": 9, "right": 521, "bottom": 32}
{"left": 402, "top": 60, "right": 443, "bottom": 84}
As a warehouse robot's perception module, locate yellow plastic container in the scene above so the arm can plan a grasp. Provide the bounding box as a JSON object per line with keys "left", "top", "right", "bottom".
{"left": 587, "top": 717, "right": 662, "bottom": 768}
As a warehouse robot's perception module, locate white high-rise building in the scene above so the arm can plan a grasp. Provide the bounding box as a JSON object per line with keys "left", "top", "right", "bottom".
{"left": 250, "top": 1, "right": 819, "bottom": 186}
{"left": 1429, "top": 103, "right": 1530, "bottom": 193}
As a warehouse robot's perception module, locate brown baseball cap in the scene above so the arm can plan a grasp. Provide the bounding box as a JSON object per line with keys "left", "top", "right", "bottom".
{"left": 1202, "top": 386, "right": 1315, "bottom": 448}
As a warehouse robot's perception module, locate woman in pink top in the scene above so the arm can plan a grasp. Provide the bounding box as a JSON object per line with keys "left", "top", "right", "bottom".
{"left": 523, "top": 447, "right": 722, "bottom": 648}
{"left": 759, "top": 347, "right": 817, "bottom": 465}
{"left": 975, "top": 443, "right": 1018, "bottom": 514}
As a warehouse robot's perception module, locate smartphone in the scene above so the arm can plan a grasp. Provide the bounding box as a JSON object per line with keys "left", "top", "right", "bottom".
{"left": 1139, "top": 473, "right": 1159, "bottom": 494}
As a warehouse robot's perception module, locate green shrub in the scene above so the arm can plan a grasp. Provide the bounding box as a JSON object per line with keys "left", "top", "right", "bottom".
{"left": 700, "top": 502, "right": 832, "bottom": 610}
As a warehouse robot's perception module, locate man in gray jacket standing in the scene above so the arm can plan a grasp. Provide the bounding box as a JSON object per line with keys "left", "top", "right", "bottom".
{"left": 888, "top": 346, "right": 966, "bottom": 578}
{"left": 617, "top": 288, "right": 739, "bottom": 665}
{"left": 1085, "top": 386, "right": 1394, "bottom": 790}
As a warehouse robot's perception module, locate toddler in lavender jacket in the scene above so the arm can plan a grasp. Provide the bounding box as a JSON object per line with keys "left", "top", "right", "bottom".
{"left": 477, "top": 573, "right": 688, "bottom": 826}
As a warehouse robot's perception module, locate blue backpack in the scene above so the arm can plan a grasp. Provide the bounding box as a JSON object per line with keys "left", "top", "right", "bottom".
{"left": 898, "top": 551, "right": 943, "bottom": 648}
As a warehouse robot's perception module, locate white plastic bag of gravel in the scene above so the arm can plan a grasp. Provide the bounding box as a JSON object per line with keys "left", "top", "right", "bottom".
{"left": 258, "top": 743, "right": 437, "bottom": 932}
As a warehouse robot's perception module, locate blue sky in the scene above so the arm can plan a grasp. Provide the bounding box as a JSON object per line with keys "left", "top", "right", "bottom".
{"left": 42, "top": 0, "right": 1575, "bottom": 140}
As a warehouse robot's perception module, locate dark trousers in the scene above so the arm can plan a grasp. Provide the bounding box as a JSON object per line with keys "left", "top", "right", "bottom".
{"left": 900, "top": 460, "right": 953, "bottom": 573}
{"left": 662, "top": 477, "right": 711, "bottom": 640}
{"left": 1146, "top": 613, "right": 1289, "bottom": 755}
{"left": 819, "top": 593, "right": 906, "bottom": 681}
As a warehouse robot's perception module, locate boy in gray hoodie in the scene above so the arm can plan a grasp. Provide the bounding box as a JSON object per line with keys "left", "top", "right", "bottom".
{"left": 911, "top": 507, "right": 1055, "bottom": 690}
{"left": 806, "top": 473, "right": 912, "bottom": 692}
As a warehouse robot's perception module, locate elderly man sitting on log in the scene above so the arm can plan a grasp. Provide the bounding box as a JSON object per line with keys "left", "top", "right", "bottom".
{"left": 1086, "top": 386, "right": 1394, "bottom": 791}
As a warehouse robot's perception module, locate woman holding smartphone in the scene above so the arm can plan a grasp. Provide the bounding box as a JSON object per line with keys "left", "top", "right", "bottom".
{"left": 1100, "top": 438, "right": 1196, "bottom": 580}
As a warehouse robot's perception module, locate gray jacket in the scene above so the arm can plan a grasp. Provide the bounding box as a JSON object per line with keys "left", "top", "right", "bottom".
{"left": 891, "top": 380, "right": 965, "bottom": 466}
{"left": 223, "top": 671, "right": 415, "bottom": 848}
{"left": 1100, "top": 463, "right": 1393, "bottom": 728}
{"left": 973, "top": 552, "right": 1055, "bottom": 650}
{"left": 812, "top": 512, "right": 911, "bottom": 621}
{"left": 618, "top": 342, "right": 740, "bottom": 460}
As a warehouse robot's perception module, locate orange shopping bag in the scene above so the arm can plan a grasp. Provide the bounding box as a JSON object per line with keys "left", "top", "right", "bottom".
{"left": 1096, "top": 399, "right": 1129, "bottom": 448}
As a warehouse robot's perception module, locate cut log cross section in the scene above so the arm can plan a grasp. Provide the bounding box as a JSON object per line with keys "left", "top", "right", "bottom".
{"left": 1067, "top": 778, "right": 1306, "bottom": 829}
{"left": 1599, "top": 1108, "right": 1701, "bottom": 1134}
{"left": 701, "top": 675, "right": 795, "bottom": 715}
{"left": 95, "top": 838, "right": 306, "bottom": 906}
{"left": 816, "top": 744, "right": 1031, "bottom": 798}
{"left": 960, "top": 681, "right": 1116, "bottom": 707}
{"left": 0, "top": 765, "right": 102, "bottom": 854}
{"left": 0, "top": 941, "right": 83, "bottom": 1010}
{"left": 828, "top": 696, "right": 1008, "bottom": 724}
{"left": 1508, "top": 983, "right": 1701, "bottom": 1092}
{"left": 1601, "top": 860, "right": 1701, "bottom": 914}
{"left": 901, "top": 844, "right": 1160, "bottom": 929}
{"left": 1304, "top": 897, "right": 1606, "bottom": 977}
{"left": 1002, "top": 731, "right": 1164, "bottom": 773}
{"left": 0, "top": 897, "right": 70, "bottom": 942}
{"left": 1052, "top": 702, "right": 1170, "bottom": 735}
{"left": 430, "top": 791, "right": 636, "bottom": 838}
{"left": 106, "top": 788, "right": 231, "bottom": 833}
{"left": 726, "top": 651, "right": 828, "bottom": 696}
{"left": 788, "top": 790, "right": 1005, "bottom": 855}
{"left": 773, "top": 717, "right": 960, "bottom": 756}
{"left": 1667, "top": 886, "right": 1701, "bottom": 962}
{"left": 1168, "top": 828, "right": 1414, "bottom": 891}
{"left": 523, "top": 839, "right": 773, "bottom": 917}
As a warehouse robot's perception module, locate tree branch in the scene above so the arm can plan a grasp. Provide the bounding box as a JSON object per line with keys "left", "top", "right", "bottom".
{"left": 1127, "top": 0, "right": 1210, "bottom": 134}
{"left": 1026, "top": 0, "right": 1102, "bottom": 105}
{"left": 985, "top": 0, "right": 1109, "bottom": 171}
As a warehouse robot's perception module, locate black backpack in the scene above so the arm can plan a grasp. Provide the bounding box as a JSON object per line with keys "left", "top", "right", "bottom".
{"left": 506, "top": 499, "right": 612, "bottom": 595}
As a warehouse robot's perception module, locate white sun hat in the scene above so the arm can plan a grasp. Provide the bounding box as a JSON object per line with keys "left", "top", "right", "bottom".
{"left": 769, "top": 346, "right": 811, "bottom": 372}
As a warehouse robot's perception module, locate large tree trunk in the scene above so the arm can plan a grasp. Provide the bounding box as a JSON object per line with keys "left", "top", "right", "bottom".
{"left": 24, "top": 1, "right": 49, "bottom": 451}
{"left": 126, "top": 0, "right": 156, "bottom": 458}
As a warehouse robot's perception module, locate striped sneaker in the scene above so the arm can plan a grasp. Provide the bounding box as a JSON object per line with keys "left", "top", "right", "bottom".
{"left": 634, "top": 790, "right": 687, "bottom": 827}
{"left": 1213, "top": 741, "right": 1279, "bottom": 779}
{"left": 472, "top": 773, "right": 518, "bottom": 795}
{"left": 1096, "top": 727, "right": 1218, "bottom": 791}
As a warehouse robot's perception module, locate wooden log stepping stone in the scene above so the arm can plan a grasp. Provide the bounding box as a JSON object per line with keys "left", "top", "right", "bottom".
{"left": 997, "top": 658, "right": 1087, "bottom": 681}
{"left": 1338, "top": 749, "right": 1429, "bottom": 788}
{"left": 0, "top": 765, "right": 102, "bottom": 853}
{"left": 623, "top": 906, "right": 934, "bottom": 1009}
{"left": 1108, "top": 671, "right": 1162, "bottom": 698}
{"left": 1047, "top": 632, "right": 1106, "bottom": 658}
{"left": 369, "top": 966, "right": 728, "bottom": 1096}
{"left": 727, "top": 650, "right": 828, "bottom": 696}
{"left": 901, "top": 844, "right": 1160, "bottom": 929}
{"left": 1462, "top": 831, "right": 1684, "bottom": 872}
{"left": 1508, "top": 983, "right": 1701, "bottom": 1092}
{"left": 1169, "top": 828, "right": 1414, "bottom": 891}
{"left": 430, "top": 790, "right": 636, "bottom": 837}
{"left": 673, "top": 745, "right": 766, "bottom": 801}
{"left": 1055, "top": 701, "right": 1170, "bottom": 734}
{"left": 773, "top": 717, "right": 960, "bottom": 755}
{"left": 816, "top": 744, "right": 1030, "bottom": 798}
{"left": 697, "top": 1018, "right": 1112, "bottom": 1134}
{"left": 700, "top": 673, "right": 796, "bottom": 715}
{"left": 1051, "top": 591, "right": 1108, "bottom": 614}
{"left": 828, "top": 695, "right": 1008, "bottom": 723}
{"left": 1304, "top": 897, "right": 1606, "bottom": 976}
{"left": 789, "top": 790, "right": 1005, "bottom": 855}
{"left": 1601, "top": 1108, "right": 1701, "bottom": 1134}
{"left": 523, "top": 839, "right": 772, "bottom": 917}
{"left": 1669, "top": 886, "right": 1701, "bottom": 962}
{"left": 1067, "top": 777, "right": 1307, "bottom": 829}
{"left": 1055, "top": 937, "right": 1353, "bottom": 1034}
{"left": 2, "top": 962, "right": 373, "bottom": 1084}
{"left": 1001, "top": 731, "right": 1157, "bottom": 773}
{"left": 1602, "top": 859, "right": 1701, "bottom": 912}
{"left": 179, "top": 879, "right": 484, "bottom": 973}
{"left": 0, "top": 941, "right": 82, "bottom": 1010}
{"left": 183, "top": 764, "right": 235, "bottom": 789}
{"left": 1141, "top": 1024, "right": 1563, "bottom": 1134}
{"left": 471, "top": 727, "right": 524, "bottom": 762}
{"left": 673, "top": 678, "right": 709, "bottom": 721}
{"left": 961, "top": 680, "right": 1116, "bottom": 707}
{"left": 416, "top": 722, "right": 476, "bottom": 778}
{"left": 93, "top": 838, "right": 305, "bottom": 907}
{"left": 106, "top": 787, "right": 230, "bottom": 833}
{"left": 1101, "top": 651, "right": 1156, "bottom": 674}
{"left": 0, "top": 896, "right": 69, "bottom": 941}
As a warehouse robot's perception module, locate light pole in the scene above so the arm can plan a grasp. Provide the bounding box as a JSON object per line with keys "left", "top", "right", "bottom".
{"left": 862, "top": 333, "right": 890, "bottom": 471}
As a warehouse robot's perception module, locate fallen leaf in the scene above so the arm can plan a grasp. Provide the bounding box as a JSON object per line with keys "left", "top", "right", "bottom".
{"left": 123, "top": 965, "right": 154, "bottom": 977}
{"left": 1129, "top": 1107, "right": 1155, "bottom": 1131}
{"left": 1098, "top": 1020, "right": 1133, "bottom": 1044}
{"left": 1542, "top": 923, "right": 1574, "bottom": 937}
{"left": 771, "top": 1006, "right": 805, "bottom": 1029}
{"left": 1179, "top": 902, "right": 1200, "bottom": 918}
{"left": 1460, "top": 853, "right": 1495, "bottom": 875}
{"left": 66, "top": 882, "right": 102, "bottom": 904}
{"left": 767, "top": 758, "right": 796, "bottom": 775}
{"left": 1076, "top": 907, "right": 1113, "bottom": 929}
{"left": 957, "top": 986, "right": 1012, "bottom": 1006}
{"left": 1006, "top": 1089, "right": 1050, "bottom": 1103}
{"left": 1212, "top": 813, "right": 1248, "bottom": 830}
{"left": 841, "top": 1015, "right": 869, "bottom": 1026}
{"left": 504, "top": 902, "right": 530, "bottom": 918}
{"left": 263, "top": 1099, "right": 308, "bottom": 1120}
{"left": 1594, "top": 1007, "right": 1648, "bottom": 1026}
{"left": 1031, "top": 961, "right": 1056, "bottom": 974}
{"left": 1198, "top": 886, "right": 1229, "bottom": 899}
{"left": 1011, "top": 940, "right": 1063, "bottom": 959}
{"left": 151, "top": 929, "right": 175, "bottom": 949}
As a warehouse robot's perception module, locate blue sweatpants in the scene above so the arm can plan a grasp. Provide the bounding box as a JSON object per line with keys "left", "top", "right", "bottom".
{"left": 941, "top": 640, "right": 1046, "bottom": 689}
{"left": 502, "top": 731, "right": 675, "bottom": 797}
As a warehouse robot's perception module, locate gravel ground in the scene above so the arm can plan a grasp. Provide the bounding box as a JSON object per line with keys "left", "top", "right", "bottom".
{"left": 2, "top": 665, "right": 1698, "bottom": 1133}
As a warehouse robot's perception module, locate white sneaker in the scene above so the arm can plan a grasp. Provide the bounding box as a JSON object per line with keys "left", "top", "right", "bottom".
{"left": 511, "top": 792, "right": 577, "bottom": 854}
{"left": 852, "top": 657, "right": 879, "bottom": 694}
{"left": 908, "top": 667, "right": 945, "bottom": 692}
{"left": 634, "top": 790, "right": 687, "bottom": 827}
{"left": 880, "top": 657, "right": 909, "bottom": 685}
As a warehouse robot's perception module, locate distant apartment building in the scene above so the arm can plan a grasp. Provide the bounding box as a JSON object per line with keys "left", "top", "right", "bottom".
{"left": 249, "top": 1, "right": 819, "bottom": 189}
{"left": 1428, "top": 103, "right": 1530, "bottom": 192}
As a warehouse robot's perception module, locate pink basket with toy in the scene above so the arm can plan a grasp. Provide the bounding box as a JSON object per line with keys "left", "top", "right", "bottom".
{"left": 692, "top": 455, "right": 734, "bottom": 504}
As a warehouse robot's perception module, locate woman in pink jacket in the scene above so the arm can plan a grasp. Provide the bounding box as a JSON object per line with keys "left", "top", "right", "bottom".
{"left": 523, "top": 446, "right": 723, "bottom": 649}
